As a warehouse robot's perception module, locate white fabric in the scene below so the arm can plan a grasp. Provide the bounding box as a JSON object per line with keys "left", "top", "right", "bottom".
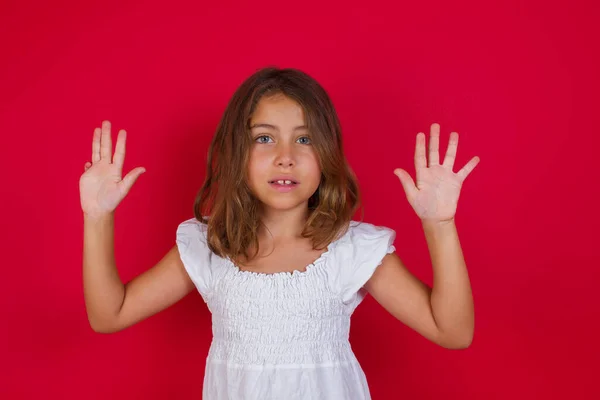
{"left": 176, "top": 218, "right": 396, "bottom": 400}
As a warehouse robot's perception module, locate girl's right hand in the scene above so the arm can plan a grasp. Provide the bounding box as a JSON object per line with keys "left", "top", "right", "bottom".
{"left": 79, "top": 120, "right": 146, "bottom": 218}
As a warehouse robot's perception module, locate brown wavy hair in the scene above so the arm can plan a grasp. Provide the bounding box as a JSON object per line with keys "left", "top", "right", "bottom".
{"left": 193, "top": 66, "right": 364, "bottom": 265}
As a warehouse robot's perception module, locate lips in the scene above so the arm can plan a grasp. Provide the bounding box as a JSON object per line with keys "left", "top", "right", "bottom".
{"left": 269, "top": 180, "right": 298, "bottom": 192}
{"left": 268, "top": 176, "right": 299, "bottom": 184}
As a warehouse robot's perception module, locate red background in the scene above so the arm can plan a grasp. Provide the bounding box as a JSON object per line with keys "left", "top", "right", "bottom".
{"left": 1, "top": 0, "right": 599, "bottom": 398}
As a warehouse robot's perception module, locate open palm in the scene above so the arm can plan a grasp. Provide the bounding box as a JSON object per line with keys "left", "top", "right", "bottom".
{"left": 394, "top": 123, "right": 480, "bottom": 223}
{"left": 79, "top": 121, "right": 145, "bottom": 218}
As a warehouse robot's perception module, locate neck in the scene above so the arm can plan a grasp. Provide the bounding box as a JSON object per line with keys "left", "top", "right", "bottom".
{"left": 258, "top": 204, "right": 310, "bottom": 241}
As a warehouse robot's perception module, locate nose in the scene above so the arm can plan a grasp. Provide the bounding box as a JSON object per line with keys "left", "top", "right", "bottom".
{"left": 274, "top": 143, "right": 295, "bottom": 167}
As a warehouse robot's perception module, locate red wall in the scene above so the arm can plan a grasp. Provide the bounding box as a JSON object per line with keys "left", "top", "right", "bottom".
{"left": 1, "top": 0, "right": 598, "bottom": 398}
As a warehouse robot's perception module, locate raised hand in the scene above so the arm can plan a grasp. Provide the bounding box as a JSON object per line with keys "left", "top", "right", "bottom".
{"left": 393, "top": 123, "right": 480, "bottom": 224}
{"left": 79, "top": 120, "right": 146, "bottom": 218}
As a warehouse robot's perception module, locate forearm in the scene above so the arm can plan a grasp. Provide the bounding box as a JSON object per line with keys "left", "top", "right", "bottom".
{"left": 83, "top": 213, "right": 125, "bottom": 331}
{"left": 423, "top": 219, "right": 474, "bottom": 347}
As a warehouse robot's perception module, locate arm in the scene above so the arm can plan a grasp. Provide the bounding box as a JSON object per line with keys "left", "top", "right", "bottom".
{"left": 371, "top": 122, "right": 479, "bottom": 348}
{"left": 83, "top": 213, "right": 195, "bottom": 333}
{"left": 80, "top": 120, "right": 195, "bottom": 334}
{"left": 364, "top": 219, "right": 474, "bottom": 349}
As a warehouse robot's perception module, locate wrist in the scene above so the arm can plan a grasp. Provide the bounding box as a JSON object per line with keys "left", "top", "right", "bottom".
{"left": 83, "top": 211, "right": 114, "bottom": 224}
{"left": 422, "top": 218, "right": 455, "bottom": 229}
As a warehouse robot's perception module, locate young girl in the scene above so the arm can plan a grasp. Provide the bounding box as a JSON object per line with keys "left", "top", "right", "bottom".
{"left": 80, "top": 67, "right": 480, "bottom": 399}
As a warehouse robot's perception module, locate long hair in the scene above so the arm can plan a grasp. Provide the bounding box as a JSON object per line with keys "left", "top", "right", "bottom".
{"left": 193, "top": 66, "right": 363, "bottom": 265}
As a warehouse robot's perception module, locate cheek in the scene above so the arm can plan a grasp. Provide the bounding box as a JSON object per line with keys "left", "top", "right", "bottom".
{"left": 247, "top": 151, "right": 268, "bottom": 182}
{"left": 303, "top": 152, "right": 321, "bottom": 175}
{"left": 298, "top": 155, "right": 322, "bottom": 191}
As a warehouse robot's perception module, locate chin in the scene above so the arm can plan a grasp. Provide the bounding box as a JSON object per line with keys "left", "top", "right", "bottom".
{"left": 248, "top": 181, "right": 320, "bottom": 214}
{"left": 259, "top": 198, "right": 310, "bottom": 211}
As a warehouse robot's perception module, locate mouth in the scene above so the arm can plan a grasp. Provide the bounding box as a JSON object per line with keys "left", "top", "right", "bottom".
{"left": 268, "top": 179, "right": 299, "bottom": 186}
{"left": 268, "top": 179, "right": 299, "bottom": 192}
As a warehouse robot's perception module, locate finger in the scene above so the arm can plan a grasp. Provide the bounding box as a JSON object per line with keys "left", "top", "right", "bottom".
{"left": 457, "top": 156, "right": 480, "bottom": 181}
{"left": 84, "top": 161, "right": 92, "bottom": 171}
{"left": 443, "top": 131, "right": 459, "bottom": 169}
{"left": 100, "top": 120, "right": 112, "bottom": 161}
{"left": 119, "top": 167, "right": 146, "bottom": 196}
{"left": 415, "top": 132, "right": 427, "bottom": 171}
{"left": 428, "top": 123, "right": 440, "bottom": 166}
{"left": 394, "top": 168, "right": 418, "bottom": 201}
{"left": 113, "top": 129, "right": 127, "bottom": 172}
{"left": 92, "top": 127, "right": 101, "bottom": 163}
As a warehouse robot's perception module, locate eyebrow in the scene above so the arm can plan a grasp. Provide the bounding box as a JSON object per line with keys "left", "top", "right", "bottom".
{"left": 249, "top": 123, "right": 307, "bottom": 131}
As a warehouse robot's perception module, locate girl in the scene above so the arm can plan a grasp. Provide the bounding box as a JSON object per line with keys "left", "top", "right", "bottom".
{"left": 80, "top": 67, "right": 480, "bottom": 399}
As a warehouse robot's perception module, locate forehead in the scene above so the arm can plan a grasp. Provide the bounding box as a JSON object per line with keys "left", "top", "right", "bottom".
{"left": 249, "top": 94, "right": 306, "bottom": 128}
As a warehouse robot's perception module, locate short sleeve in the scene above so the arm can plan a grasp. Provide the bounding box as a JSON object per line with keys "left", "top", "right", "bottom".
{"left": 176, "top": 217, "right": 215, "bottom": 302}
{"left": 340, "top": 221, "right": 396, "bottom": 304}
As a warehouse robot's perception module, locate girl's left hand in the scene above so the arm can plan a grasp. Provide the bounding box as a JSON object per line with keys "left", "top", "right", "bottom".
{"left": 394, "top": 123, "right": 480, "bottom": 224}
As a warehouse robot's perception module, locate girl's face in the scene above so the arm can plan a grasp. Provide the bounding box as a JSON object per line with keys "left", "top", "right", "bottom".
{"left": 247, "top": 94, "right": 321, "bottom": 215}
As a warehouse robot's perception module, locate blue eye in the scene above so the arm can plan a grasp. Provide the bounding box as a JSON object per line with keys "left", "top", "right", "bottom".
{"left": 254, "top": 135, "right": 312, "bottom": 144}
{"left": 255, "top": 135, "right": 273, "bottom": 143}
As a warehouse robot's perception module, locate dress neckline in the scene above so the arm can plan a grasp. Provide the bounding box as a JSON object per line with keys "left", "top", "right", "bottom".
{"left": 222, "top": 222, "right": 353, "bottom": 279}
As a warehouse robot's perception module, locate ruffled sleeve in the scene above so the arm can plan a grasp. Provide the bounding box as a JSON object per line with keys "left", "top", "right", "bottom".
{"left": 340, "top": 221, "right": 396, "bottom": 304}
{"left": 175, "top": 217, "right": 215, "bottom": 302}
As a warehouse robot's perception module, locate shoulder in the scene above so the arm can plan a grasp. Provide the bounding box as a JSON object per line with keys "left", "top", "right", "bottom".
{"left": 346, "top": 220, "right": 397, "bottom": 246}
{"left": 332, "top": 220, "right": 397, "bottom": 304}
{"left": 175, "top": 216, "right": 216, "bottom": 266}
{"left": 330, "top": 219, "right": 397, "bottom": 268}
{"left": 175, "top": 216, "right": 218, "bottom": 301}
{"left": 177, "top": 216, "right": 208, "bottom": 231}
{"left": 176, "top": 216, "right": 210, "bottom": 243}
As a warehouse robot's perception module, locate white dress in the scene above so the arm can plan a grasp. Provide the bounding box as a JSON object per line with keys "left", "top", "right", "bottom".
{"left": 176, "top": 217, "right": 396, "bottom": 400}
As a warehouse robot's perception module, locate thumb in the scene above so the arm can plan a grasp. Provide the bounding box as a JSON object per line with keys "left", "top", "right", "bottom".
{"left": 394, "top": 168, "right": 417, "bottom": 200}
{"left": 120, "top": 167, "right": 146, "bottom": 195}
